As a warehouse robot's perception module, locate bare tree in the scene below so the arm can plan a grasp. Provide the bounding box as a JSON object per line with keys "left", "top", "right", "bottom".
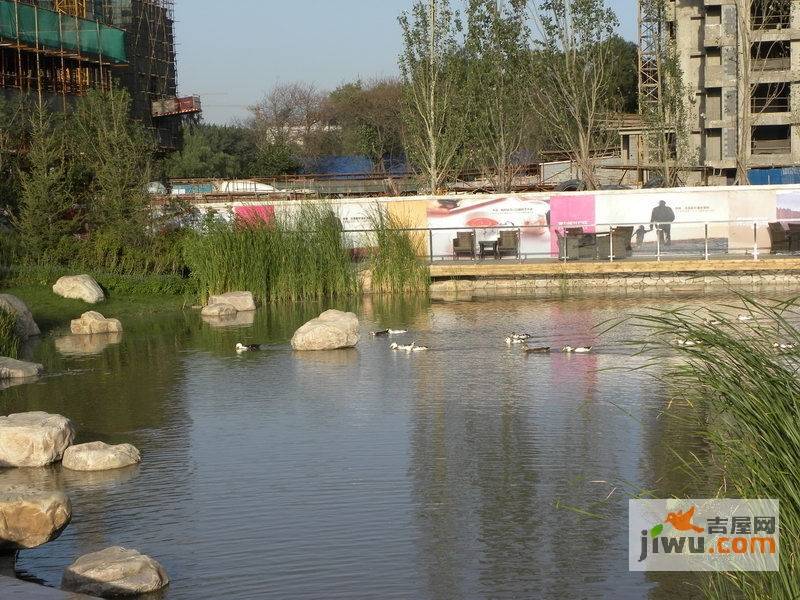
{"left": 529, "top": 0, "right": 622, "bottom": 190}
{"left": 464, "top": 0, "right": 533, "bottom": 192}
{"left": 399, "top": 0, "right": 467, "bottom": 194}
{"left": 734, "top": 0, "right": 792, "bottom": 184}
{"left": 249, "top": 82, "right": 325, "bottom": 149}
{"left": 639, "top": 0, "right": 697, "bottom": 187}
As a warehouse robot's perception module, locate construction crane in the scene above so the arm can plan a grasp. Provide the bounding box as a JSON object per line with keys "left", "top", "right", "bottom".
{"left": 638, "top": 0, "right": 666, "bottom": 112}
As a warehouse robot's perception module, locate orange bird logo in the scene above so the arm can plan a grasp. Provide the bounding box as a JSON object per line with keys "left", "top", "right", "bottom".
{"left": 665, "top": 505, "right": 705, "bottom": 534}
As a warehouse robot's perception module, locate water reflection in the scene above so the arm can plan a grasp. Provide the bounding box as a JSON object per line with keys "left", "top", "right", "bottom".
{"left": 0, "top": 294, "right": 744, "bottom": 599}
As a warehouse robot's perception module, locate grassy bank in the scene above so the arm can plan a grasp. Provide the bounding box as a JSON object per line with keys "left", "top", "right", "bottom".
{"left": 625, "top": 296, "right": 799, "bottom": 599}
{"left": 0, "top": 310, "right": 19, "bottom": 358}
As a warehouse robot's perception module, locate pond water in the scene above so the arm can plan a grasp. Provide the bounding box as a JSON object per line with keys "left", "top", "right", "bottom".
{"left": 0, "top": 293, "right": 722, "bottom": 599}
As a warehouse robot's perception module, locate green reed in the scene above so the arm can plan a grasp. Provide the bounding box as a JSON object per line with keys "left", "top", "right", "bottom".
{"left": 620, "top": 294, "right": 799, "bottom": 600}
{"left": 0, "top": 310, "right": 19, "bottom": 359}
{"left": 182, "top": 204, "right": 359, "bottom": 304}
{"left": 367, "top": 206, "right": 430, "bottom": 294}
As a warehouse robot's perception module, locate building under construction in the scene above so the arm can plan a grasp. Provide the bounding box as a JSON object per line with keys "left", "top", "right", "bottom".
{"left": 623, "top": 0, "right": 800, "bottom": 185}
{"left": 0, "top": 0, "right": 200, "bottom": 148}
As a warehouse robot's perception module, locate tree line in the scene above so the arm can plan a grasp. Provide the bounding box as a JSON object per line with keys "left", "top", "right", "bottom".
{"left": 166, "top": 0, "right": 637, "bottom": 190}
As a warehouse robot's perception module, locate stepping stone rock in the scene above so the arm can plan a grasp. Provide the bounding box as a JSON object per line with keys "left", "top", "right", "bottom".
{"left": 0, "top": 294, "right": 40, "bottom": 338}
{"left": 70, "top": 312, "right": 122, "bottom": 336}
{"left": 207, "top": 291, "right": 256, "bottom": 312}
{"left": 0, "top": 485, "right": 72, "bottom": 551}
{"left": 53, "top": 275, "right": 105, "bottom": 304}
{"left": 0, "top": 357, "right": 43, "bottom": 380}
{"left": 62, "top": 547, "right": 169, "bottom": 597}
{"left": 62, "top": 442, "right": 141, "bottom": 472}
{"left": 0, "top": 412, "right": 76, "bottom": 467}
{"left": 200, "top": 303, "right": 237, "bottom": 317}
{"left": 291, "top": 309, "right": 360, "bottom": 351}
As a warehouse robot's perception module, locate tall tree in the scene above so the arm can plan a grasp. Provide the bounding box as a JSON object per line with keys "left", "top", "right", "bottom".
{"left": 464, "top": 0, "right": 532, "bottom": 192}
{"left": 14, "top": 107, "right": 77, "bottom": 262}
{"left": 399, "top": 0, "right": 467, "bottom": 194}
{"left": 529, "top": 0, "right": 622, "bottom": 189}
{"left": 326, "top": 78, "right": 406, "bottom": 171}
{"left": 639, "top": 2, "right": 696, "bottom": 187}
{"left": 71, "top": 89, "right": 154, "bottom": 231}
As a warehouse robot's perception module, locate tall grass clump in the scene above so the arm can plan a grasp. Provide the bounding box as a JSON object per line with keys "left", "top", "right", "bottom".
{"left": 182, "top": 204, "right": 359, "bottom": 304}
{"left": 621, "top": 295, "right": 799, "bottom": 600}
{"left": 367, "top": 206, "right": 430, "bottom": 294}
{"left": 0, "top": 311, "right": 19, "bottom": 358}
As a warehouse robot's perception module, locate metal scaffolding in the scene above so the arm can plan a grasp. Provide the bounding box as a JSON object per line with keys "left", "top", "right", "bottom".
{"left": 638, "top": 0, "right": 666, "bottom": 111}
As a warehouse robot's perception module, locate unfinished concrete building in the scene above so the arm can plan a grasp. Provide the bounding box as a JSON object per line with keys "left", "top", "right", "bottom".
{"left": 623, "top": 0, "right": 800, "bottom": 185}
{"left": 0, "top": 0, "right": 199, "bottom": 148}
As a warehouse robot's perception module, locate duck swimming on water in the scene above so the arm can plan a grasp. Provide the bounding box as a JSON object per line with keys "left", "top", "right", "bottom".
{"left": 235, "top": 343, "right": 261, "bottom": 353}
{"left": 370, "top": 330, "right": 390, "bottom": 336}
{"left": 388, "top": 329, "right": 408, "bottom": 335}
{"left": 561, "top": 345, "right": 592, "bottom": 353}
{"left": 390, "top": 342, "right": 414, "bottom": 351}
{"left": 523, "top": 346, "right": 550, "bottom": 354}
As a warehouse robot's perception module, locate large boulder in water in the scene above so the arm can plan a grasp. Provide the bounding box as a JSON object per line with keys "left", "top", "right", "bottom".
{"left": 291, "top": 309, "right": 360, "bottom": 351}
{"left": 53, "top": 275, "right": 105, "bottom": 304}
{"left": 62, "top": 442, "right": 141, "bottom": 472}
{"left": 207, "top": 291, "right": 256, "bottom": 312}
{"left": 0, "top": 294, "right": 40, "bottom": 338}
{"left": 0, "top": 357, "right": 43, "bottom": 380}
{"left": 70, "top": 311, "right": 123, "bottom": 335}
{"left": 0, "top": 412, "right": 76, "bottom": 467}
{"left": 0, "top": 485, "right": 72, "bottom": 551}
{"left": 62, "top": 547, "right": 170, "bottom": 597}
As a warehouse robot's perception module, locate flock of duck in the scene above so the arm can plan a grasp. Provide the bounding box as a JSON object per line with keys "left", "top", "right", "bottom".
{"left": 504, "top": 332, "right": 592, "bottom": 354}
{"left": 232, "top": 313, "right": 797, "bottom": 355}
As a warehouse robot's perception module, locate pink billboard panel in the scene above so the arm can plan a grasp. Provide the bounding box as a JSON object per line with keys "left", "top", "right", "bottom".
{"left": 548, "top": 194, "right": 596, "bottom": 254}
{"left": 235, "top": 205, "right": 275, "bottom": 225}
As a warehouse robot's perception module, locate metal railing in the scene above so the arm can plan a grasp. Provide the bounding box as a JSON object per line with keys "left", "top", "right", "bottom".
{"left": 340, "top": 218, "right": 800, "bottom": 264}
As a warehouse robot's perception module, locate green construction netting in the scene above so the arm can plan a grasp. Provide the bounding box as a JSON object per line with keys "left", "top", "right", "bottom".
{"left": 0, "top": 1, "right": 126, "bottom": 63}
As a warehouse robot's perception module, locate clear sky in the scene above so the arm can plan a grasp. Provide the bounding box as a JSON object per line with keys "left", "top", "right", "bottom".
{"left": 175, "top": 0, "right": 637, "bottom": 125}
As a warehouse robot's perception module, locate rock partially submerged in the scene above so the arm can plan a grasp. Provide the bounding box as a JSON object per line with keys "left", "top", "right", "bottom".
{"left": 0, "top": 412, "right": 75, "bottom": 467}
{"left": 0, "top": 294, "right": 40, "bottom": 338}
{"left": 70, "top": 312, "right": 123, "bottom": 335}
{"left": 291, "top": 309, "right": 360, "bottom": 351}
{"left": 207, "top": 291, "right": 256, "bottom": 312}
{"left": 201, "top": 303, "right": 237, "bottom": 318}
{"left": 0, "top": 485, "right": 72, "bottom": 551}
{"left": 53, "top": 275, "right": 105, "bottom": 304}
{"left": 62, "top": 442, "right": 141, "bottom": 472}
{"left": 62, "top": 547, "right": 170, "bottom": 597}
{"left": 0, "top": 357, "right": 43, "bottom": 380}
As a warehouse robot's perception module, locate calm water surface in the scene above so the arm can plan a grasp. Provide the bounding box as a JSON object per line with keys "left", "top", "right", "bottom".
{"left": 0, "top": 294, "right": 720, "bottom": 599}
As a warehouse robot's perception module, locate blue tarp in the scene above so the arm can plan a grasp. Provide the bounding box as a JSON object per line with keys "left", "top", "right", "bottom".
{"left": 748, "top": 168, "right": 800, "bottom": 185}
{"left": 301, "top": 155, "right": 408, "bottom": 177}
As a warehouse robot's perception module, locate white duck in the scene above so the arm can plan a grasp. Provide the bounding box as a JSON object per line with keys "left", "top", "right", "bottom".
{"left": 235, "top": 343, "right": 261, "bottom": 353}
{"left": 562, "top": 345, "right": 592, "bottom": 353}
{"left": 411, "top": 344, "right": 429, "bottom": 352}
{"left": 390, "top": 342, "right": 414, "bottom": 351}
{"left": 388, "top": 329, "right": 408, "bottom": 335}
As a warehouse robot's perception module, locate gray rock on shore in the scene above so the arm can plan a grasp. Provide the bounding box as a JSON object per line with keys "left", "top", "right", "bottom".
{"left": 70, "top": 311, "right": 123, "bottom": 335}
{"left": 62, "top": 442, "right": 141, "bottom": 472}
{"left": 0, "top": 294, "right": 40, "bottom": 338}
{"left": 207, "top": 291, "right": 256, "bottom": 312}
{"left": 53, "top": 275, "right": 105, "bottom": 304}
{"left": 291, "top": 309, "right": 360, "bottom": 351}
{"left": 0, "top": 412, "right": 76, "bottom": 467}
{"left": 0, "top": 357, "right": 44, "bottom": 380}
{"left": 62, "top": 547, "right": 170, "bottom": 597}
{"left": 0, "top": 485, "right": 72, "bottom": 551}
